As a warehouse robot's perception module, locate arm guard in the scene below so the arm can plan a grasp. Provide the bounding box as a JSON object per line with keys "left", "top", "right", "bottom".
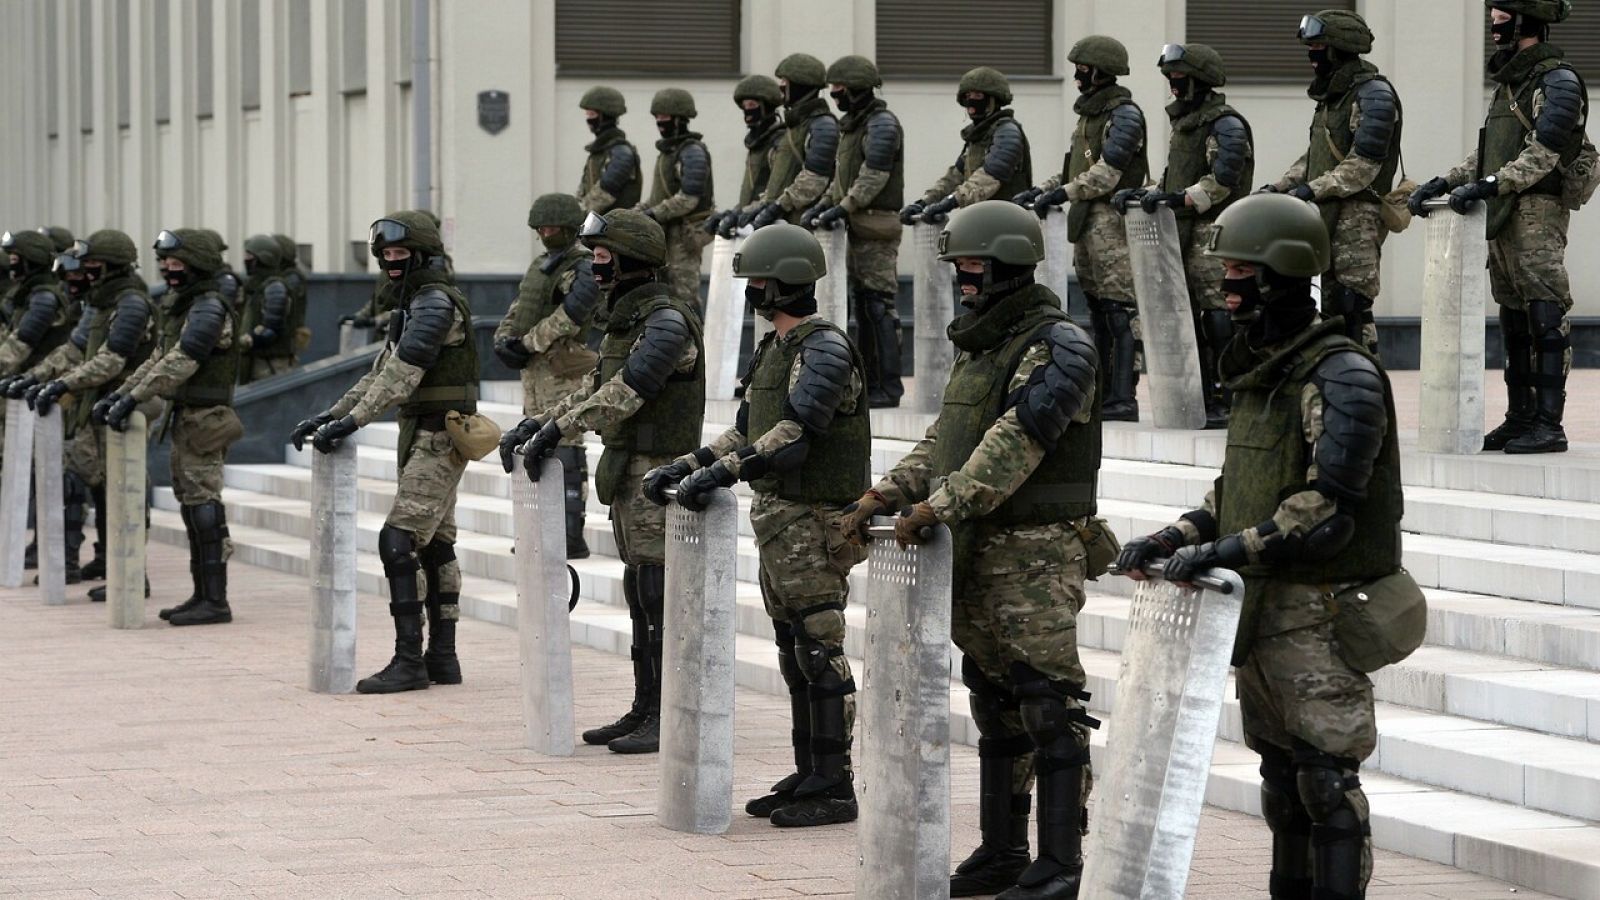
{"left": 68, "top": 306, "right": 94, "bottom": 351}
{"left": 677, "top": 141, "right": 711, "bottom": 197}
{"left": 622, "top": 307, "right": 690, "bottom": 400}
{"left": 559, "top": 259, "right": 602, "bottom": 325}
{"left": 105, "top": 293, "right": 153, "bottom": 357}
{"left": 394, "top": 290, "right": 456, "bottom": 369}
{"left": 260, "top": 279, "right": 291, "bottom": 334}
{"left": 1102, "top": 104, "right": 1145, "bottom": 171}
{"left": 178, "top": 297, "right": 230, "bottom": 359}
{"left": 15, "top": 290, "right": 62, "bottom": 346}
{"left": 1007, "top": 322, "right": 1097, "bottom": 451}
{"left": 214, "top": 271, "right": 241, "bottom": 303}
{"left": 1211, "top": 115, "right": 1252, "bottom": 189}
{"left": 803, "top": 115, "right": 840, "bottom": 175}
{"left": 981, "top": 119, "right": 1027, "bottom": 181}
{"left": 862, "top": 111, "right": 901, "bottom": 170}
{"left": 1536, "top": 67, "right": 1585, "bottom": 153}
{"left": 599, "top": 143, "right": 638, "bottom": 195}
{"left": 785, "top": 328, "right": 855, "bottom": 435}
{"left": 1352, "top": 79, "right": 1399, "bottom": 161}
{"left": 1310, "top": 350, "right": 1387, "bottom": 503}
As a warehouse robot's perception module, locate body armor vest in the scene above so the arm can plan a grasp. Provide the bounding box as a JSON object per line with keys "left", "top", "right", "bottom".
{"left": 1066, "top": 86, "right": 1150, "bottom": 241}
{"left": 1479, "top": 44, "right": 1589, "bottom": 240}
{"left": 744, "top": 318, "right": 870, "bottom": 504}
{"left": 836, "top": 101, "right": 905, "bottom": 213}
{"left": 162, "top": 288, "right": 238, "bottom": 407}
{"left": 581, "top": 127, "right": 642, "bottom": 211}
{"left": 595, "top": 282, "right": 705, "bottom": 456}
{"left": 962, "top": 111, "right": 1034, "bottom": 201}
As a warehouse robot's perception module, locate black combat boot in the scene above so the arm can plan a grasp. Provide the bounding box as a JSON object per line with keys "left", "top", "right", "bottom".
{"left": 770, "top": 664, "right": 857, "bottom": 827}
{"left": 359, "top": 526, "right": 431, "bottom": 693}
{"left": 996, "top": 764, "right": 1084, "bottom": 900}
{"left": 1505, "top": 301, "right": 1568, "bottom": 454}
{"left": 747, "top": 625, "right": 811, "bottom": 817}
{"left": 81, "top": 484, "right": 107, "bottom": 580}
{"left": 1484, "top": 307, "right": 1535, "bottom": 451}
{"left": 609, "top": 564, "right": 665, "bottom": 754}
{"left": 419, "top": 538, "right": 462, "bottom": 684}
{"left": 951, "top": 755, "right": 1032, "bottom": 896}
{"left": 1258, "top": 747, "right": 1314, "bottom": 899}
{"left": 554, "top": 446, "right": 590, "bottom": 559}
{"left": 584, "top": 567, "right": 652, "bottom": 744}
{"left": 158, "top": 505, "right": 202, "bottom": 619}
{"left": 170, "top": 501, "right": 231, "bottom": 625}
{"left": 1101, "top": 302, "right": 1139, "bottom": 422}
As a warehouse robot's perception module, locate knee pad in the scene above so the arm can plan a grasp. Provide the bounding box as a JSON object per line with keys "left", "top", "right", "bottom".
{"left": 773, "top": 621, "right": 806, "bottom": 692}
{"left": 417, "top": 538, "right": 456, "bottom": 570}
{"left": 793, "top": 625, "right": 854, "bottom": 697}
{"left": 378, "top": 524, "right": 419, "bottom": 577}
{"left": 1258, "top": 746, "right": 1309, "bottom": 832}
{"left": 1292, "top": 745, "right": 1362, "bottom": 823}
{"left": 1528, "top": 300, "right": 1568, "bottom": 349}
{"left": 188, "top": 500, "right": 225, "bottom": 534}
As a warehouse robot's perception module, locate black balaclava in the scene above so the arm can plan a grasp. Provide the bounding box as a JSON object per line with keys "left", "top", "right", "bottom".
{"left": 962, "top": 92, "right": 1000, "bottom": 123}
{"left": 162, "top": 264, "right": 196, "bottom": 291}
{"left": 1224, "top": 266, "right": 1317, "bottom": 348}
{"left": 742, "top": 102, "right": 773, "bottom": 128}
{"left": 1491, "top": 7, "right": 1549, "bottom": 45}
{"left": 383, "top": 250, "right": 426, "bottom": 282}
{"left": 783, "top": 82, "right": 821, "bottom": 108}
{"left": 586, "top": 113, "right": 615, "bottom": 135}
{"left": 656, "top": 116, "right": 689, "bottom": 140}
{"left": 596, "top": 251, "right": 655, "bottom": 295}
{"left": 1074, "top": 65, "right": 1115, "bottom": 95}
{"left": 1308, "top": 45, "right": 1340, "bottom": 80}
{"left": 539, "top": 227, "right": 575, "bottom": 253}
{"left": 745, "top": 280, "right": 817, "bottom": 321}
{"left": 63, "top": 273, "right": 90, "bottom": 298}
{"left": 957, "top": 260, "right": 1035, "bottom": 311}
{"left": 829, "top": 86, "right": 875, "bottom": 114}
{"left": 1167, "top": 73, "right": 1212, "bottom": 112}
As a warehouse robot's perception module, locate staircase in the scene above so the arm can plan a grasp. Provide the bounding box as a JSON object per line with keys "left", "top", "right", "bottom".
{"left": 153, "top": 380, "right": 1600, "bottom": 899}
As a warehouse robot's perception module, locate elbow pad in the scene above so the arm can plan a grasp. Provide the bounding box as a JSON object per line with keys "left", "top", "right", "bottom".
{"left": 394, "top": 290, "right": 457, "bottom": 369}
{"left": 1311, "top": 351, "right": 1388, "bottom": 503}
{"left": 1211, "top": 115, "right": 1253, "bottom": 189}
{"left": 803, "top": 115, "right": 841, "bottom": 175}
{"left": 1009, "top": 322, "right": 1097, "bottom": 451}
{"left": 981, "top": 119, "right": 1028, "bottom": 181}
{"left": 1352, "top": 79, "right": 1399, "bottom": 161}
{"left": 621, "top": 308, "right": 690, "bottom": 400}
{"left": 1535, "top": 68, "right": 1585, "bottom": 152}
{"left": 678, "top": 142, "right": 711, "bottom": 196}
{"left": 105, "top": 294, "right": 153, "bottom": 357}
{"left": 787, "top": 327, "right": 856, "bottom": 435}
{"left": 862, "top": 111, "right": 903, "bottom": 171}
{"left": 178, "top": 297, "right": 230, "bottom": 359}
{"left": 1102, "top": 104, "right": 1145, "bottom": 171}
{"left": 68, "top": 307, "right": 94, "bottom": 351}
{"left": 15, "top": 290, "right": 62, "bottom": 346}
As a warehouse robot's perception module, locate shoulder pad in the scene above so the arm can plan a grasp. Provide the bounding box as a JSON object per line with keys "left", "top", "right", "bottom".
{"left": 803, "top": 116, "right": 840, "bottom": 174}
{"left": 1010, "top": 321, "right": 1097, "bottom": 451}
{"left": 15, "top": 290, "right": 63, "bottom": 345}
{"left": 395, "top": 290, "right": 458, "bottom": 368}
{"left": 262, "top": 279, "right": 289, "bottom": 303}
{"left": 559, "top": 258, "right": 602, "bottom": 325}
{"left": 621, "top": 307, "right": 691, "bottom": 400}
{"left": 1310, "top": 350, "right": 1387, "bottom": 503}
{"left": 1536, "top": 67, "right": 1586, "bottom": 150}
{"left": 787, "top": 327, "right": 856, "bottom": 435}
{"left": 106, "top": 293, "right": 154, "bottom": 356}
{"left": 1103, "top": 105, "right": 1145, "bottom": 171}
{"left": 178, "top": 296, "right": 230, "bottom": 359}
{"left": 1210, "top": 115, "right": 1253, "bottom": 188}
{"left": 1352, "top": 79, "right": 1400, "bottom": 160}
{"left": 982, "top": 119, "right": 1028, "bottom": 180}
{"left": 68, "top": 306, "right": 94, "bottom": 350}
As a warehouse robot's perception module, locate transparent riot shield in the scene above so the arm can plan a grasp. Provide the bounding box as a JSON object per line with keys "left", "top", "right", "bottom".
{"left": 1081, "top": 564, "right": 1245, "bottom": 900}
{"left": 34, "top": 406, "right": 65, "bottom": 606}
{"left": 1418, "top": 199, "right": 1488, "bottom": 454}
{"left": 911, "top": 222, "right": 956, "bottom": 412}
{"left": 1040, "top": 205, "right": 1074, "bottom": 305}
{"left": 0, "top": 398, "right": 36, "bottom": 587}
{"left": 1124, "top": 206, "right": 1207, "bottom": 430}
{"left": 657, "top": 487, "right": 739, "bottom": 835}
{"left": 816, "top": 224, "right": 851, "bottom": 332}
{"left": 309, "top": 441, "right": 358, "bottom": 693}
{"left": 516, "top": 455, "right": 575, "bottom": 756}
{"left": 106, "top": 412, "right": 147, "bottom": 629}
{"left": 855, "top": 518, "right": 952, "bottom": 900}
{"left": 703, "top": 234, "right": 747, "bottom": 400}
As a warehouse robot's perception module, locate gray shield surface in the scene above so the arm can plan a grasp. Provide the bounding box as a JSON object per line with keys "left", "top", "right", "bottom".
{"left": 703, "top": 234, "right": 746, "bottom": 400}
{"left": 106, "top": 412, "right": 146, "bottom": 629}
{"left": 1419, "top": 201, "right": 1488, "bottom": 455}
{"left": 911, "top": 222, "right": 956, "bottom": 413}
{"left": 309, "top": 442, "right": 358, "bottom": 693}
{"left": 1124, "top": 207, "right": 1207, "bottom": 430}
{"left": 1081, "top": 567, "right": 1245, "bottom": 900}
{"left": 516, "top": 456, "right": 575, "bottom": 756}
{"left": 1040, "top": 206, "right": 1073, "bottom": 305}
{"left": 856, "top": 518, "right": 952, "bottom": 900}
{"left": 0, "top": 398, "right": 36, "bottom": 587}
{"left": 657, "top": 487, "right": 739, "bottom": 834}
{"left": 33, "top": 407, "right": 65, "bottom": 606}
{"left": 816, "top": 225, "right": 850, "bottom": 333}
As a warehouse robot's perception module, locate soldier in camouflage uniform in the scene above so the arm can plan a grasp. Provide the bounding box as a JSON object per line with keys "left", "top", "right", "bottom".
{"left": 1026, "top": 36, "right": 1148, "bottom": 423}
{"left": 0, "top": 230, "right": 79, "bottom": 382}
{"left": 841, "top": 202, "right": 1103, "bottom": 899}
{"left": 518, "top": 209, "right": 705, "bottom": 755}
{"left": 237, "top": 234, "right": 305, "bottom": 383}
{"left": 807, "top": 55, "right": 905, "bottom": 409}
{"left": 645, "top": 223, "right": 871, "bottom": 827}
{"left": 1412, "top": 0, "right": 1587, "bottom": 454}
{"left": 292, "top": 212, "right": 478, "bottom": 692}
{"left": 104, "top": 229, "right": 243, "bottom": 627}
{"left": 494, "top": 193, "right": 602, "bottom": 559}
{"left": 1118, "top": 194, "right": 1408, "bottom": 900}
{"left": 905, "top": 67, "right": 1033, "bottom": 223}
{"left": 1267, "top": 10, "right": 1402, "bottom": 356}
{"left": 576, "top": 86, "right": 642, "bottom": 215}
{"left": 1123, "top": 43, "right": 1255, "bottom": 429}
{"left": 747, "top": 54, "right": 839, "bottom": 230}
{"left": 641, "top": 88, "right": 714, "bottom": 308}
{"left": 705, "top": 75, "right": 785, "bottom": 239}
{"left": 340, "top": 212, "right": 453, "bottom": 335}
{"left": 197, "top": 229, "right": 244, "bottom": 312}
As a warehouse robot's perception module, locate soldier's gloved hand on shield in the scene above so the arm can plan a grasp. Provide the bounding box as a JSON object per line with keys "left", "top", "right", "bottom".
{"left": 642, "top": 459, "right": 695, "bottom": 506}
{"left": 1114, "top": 525, "right": 1186, "bottom": 580}
{"left": 701, "top": 211, "right": 726, "bottom": 236}
{"left": 1408, "top": 176, "right": 1450, "bottom": 218}
{"left": 493, "top": 336, "right": 532, "bottom": 370}
{"left": 1161, "top": 533, "right": 1247, "bottom": 587}
{"left": 893, "top": 502, "right": 940, "bottom": 549}
{"left": 921, "top": 196, "right": 958, "bottom": 225}
{"left": 346, "top": 314, "right": 376, "bottom": 329}
{"left": 799, "top": 203, "right": 829, "bottom": 230}
{"left": 1033, "top": 186, "right": 1068, "bottom": 219}
{"left": 1287, "top": 183, "right": 1317, "bottom": 203}
{"left": 291, "top": 413, "right": 334, "bottom": 452}
{"left": 1111, "top": 188, "right": 1146, "bottom": 213}
{"left": 717, "top": 212, "right": 741, "bottom": 240}
{"left": 736, "top": 204, "right": 763, "bottom": 229}
{"left": 1448, "top": 177, "right": 1499, "bottom": 215}
{"left": 104, "top": 394, "right": 140, "bottom": 433}
{"left": 519, "top": 419, "right": 563, "bottom": 482}
{"left": 814, "top": 205, "right": 849, "bottom": 230}
{"left": 311, "top": 414, "right": 358, "bottom": 454}
{"left": 1255, "top": 183, "right": 1282, "bottom": 195}
{"left": 6, "top": 374, "right": 38, "bottom": 399}
{"left": 676, "top": 460, "right": 736, "bottom": 511}
{"left": 749, "top": 202, "right": 784, "bottom": 230}
{"left": 33, "top": 380, "right": 68, "bottom": 415}
{"left": 838, "top": 489, "right": 888, "bottom": 547}
{"left": 499, "top": 417, "right": 541, "bottom": 473}
{"left": 898, "top": 200, "right": 927, "bottom": 225}
{"left": 1012, "top": 186, "right": 1043, "bottom": 207}
{"left": 91, "top": 392, "right": 121, "bottom": 426}
{"left": 1140, "top": 191, "right": 1188, "bottom": 214}
{"left": 23, "top": 380, "right": 47, "bottom": 410}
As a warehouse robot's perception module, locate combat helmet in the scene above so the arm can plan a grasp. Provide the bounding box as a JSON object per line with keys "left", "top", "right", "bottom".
{"left": 528, "top": 193, "right": 586, "bottom": 231}
{"left": 580, "top": 85, "right": 627, "bottom": 118}
{"left": 936, "top": 200, "right": 1045, "bottom": 265}
{"left": 826, "top": 55, "right": 882, "bottom": 91}
{"left": 153, "top": 228, "right": 226, "bottom": 274}
{"left": 243, "top": 233, "right": 285, "bottom": 271}
{"left": 1069, "top": 35, "right": 1131, "bottom": 77}
{"left": 775, "top": 53, "right": 827, "bottom": 89}
{"left": 1487, "top": 0, "right": 1571, "bottom": 21}
{"left": 273, "top": 233, "right": 299, "bottom": 265}
{"left": 1204, "top": 194, "right": 1330, "bottom": 277}
{"left": 733, "top": 74, "right": 783, "bottom": 107}
{"left": 37, "top": 226, "right": 75, "bottom": 253}
{"left": 81, "top": 229, "right": 139, "bottom": 267}
{"left": 958, "top": 66, "right": 1013, "bottom": 106}
{"left": 1298, "top": 10, "right": 1374, "bottom": 55}
{"left": 368, "top": 210, "right": 445, "bottom": 260}
{"left": 579, "top": 208, "right": 666, "bottom": 267}
{"left": 650, "top": 88, "right": 697, "bottom": 119}
{"left": 1158, "top": 42, "right": 1227, "bottom": 88}
{"left": 3, "top": 229, "right": 60, "bottom": 268}
{"left": 733, "top": 223, "right": 826, "bottom": 286}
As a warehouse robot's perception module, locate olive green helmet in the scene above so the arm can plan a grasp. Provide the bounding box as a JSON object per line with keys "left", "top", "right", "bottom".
{"left": 153, "top": 228, "right": 226, "bottom": 274}
{"left": 528, "top": 192, "right": 585, "bottom": 231}
{"left": 243, "top": 233, "right": 285, "bottom": 270}
{"left": 826, "top": 55, "right": 882, "bottom": 91}
{"left": 958, "top": 67, "right": 1013, "bottom": 105}
{"left": 196, "top": 228, "right": 229, "bottom": 252}
{"left": 650, "top": 87, "right": 697, "bottom": 119}
{"left": 1158, "top": 42, "right": 1227, "bottom": 87}
{"left": 1488, "top": 0, "right": 1571, "bottom": 21}
{"left": 775, "top": 53, "right": 826, "bottom": 88}
{"left": 273, "top": 233, "right": 299, "bottom": 264}
{"left": 936, "top": 200, "right": 1045, "bottom": 265}
{"left": 733, "top": 223, "right": 826, "bottom": 285}
{"left": 579, "top": 208, "right": 666, "bottom": 266}
{"left": 1298, "top": 9, "right": 1374, "bottom": 54}
{"left": 733, "top": 74, "right": 783, "bottom": 107}
{"left": 37, "top": 226, "right": 75, "bottom": 252}
{"left": 2, "top": 230, "right": 57, "bottom": 267}
{"left": 1204, "top": 194, "right": 1330, "bottom": 277}
{"left": 1068, "top": 35, "right": 1130, "bottom": 77}
{"left": 369, "top": 209, "right": 445, "bottom": 259}
{"left": 82, "top": 228, "right": 139, "bottom": 266}
{"left": 580, "top": 85, "right": 626, "bottom": 118}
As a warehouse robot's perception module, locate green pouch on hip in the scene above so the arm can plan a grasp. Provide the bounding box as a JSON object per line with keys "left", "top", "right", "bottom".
{"left": 1331, "top": 568, "right": 1427, "bottom": 673}
{"left": 593, "top": 447, "right": 628, "bottom": 507}
{"left": 1070, "top": 516, "right": 1121, "bottom": 582}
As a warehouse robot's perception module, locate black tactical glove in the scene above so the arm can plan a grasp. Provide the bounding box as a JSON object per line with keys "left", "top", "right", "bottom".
{"left": 104, "top": 394, "right": 140, "bottom": 433}
{"left": 799, "top": 202, "right": 829, "bottom": 230}
{"left": 91, "top": 392, "right": 121, "bottom": 426}
{"left": 32, "top": 380, "right": 68, "bottom": 415}
{"left": 1255, "top": 183, "right": 1282, "bottom": 195}
{"left": 1408, "top": 176, "right": 1450, "bottom": 218}
{"left": 701, "top": 211, "right": 726, "bottom": 236}
{"left": 6, "top": 374, "right": 38, "bottom": 399}
{"left": 311, "top": 414, "right": 359, "bottom": 454}
{"left": 493, "top": 336, "right": 533, "bottom": 369}
{"left": 749, "top": 202, "right": 785, "bottom": 230}
{"left": 1033, "top": 186, "right": 1068, "bottom": 219}
{"left": 290, "top": 413, "right": 335, "bottom": 452}
{"left": 1161, "top": 534, "right": 1248, "bottom": 586}
{"left": 499, "top": 417, "right": 541, "bottom": 473}
{"left": 716, "top": 211, "right": 740, "bottom": 239}
{"left": 1110, "top": 188, "right": 1147, "bottom": 213}
{"left": 675, "top": 460, "right": 737, "bottom": 511}
{"left": 520, "top": 419, "right": 563, "bottom": 482}
{"left": 641, "top": 459, "right": 696, "bottom": 507}
{"left": 921, "top": 196, "right": 958, "bottom": 225}
{"left": 339, "top": 313, "right": 376, "bottom": 328}
{"left": 736, "top": 204, "right": 763, "bottom": 229}
{"left": 1140, "top": 190, "right": 1188, "bottom": 214}
{"left": 898, "top": 200, "right": 927, "bottom": 225}
{"left": 1448, "top": 177, "right": 1499, "bottom": 215}
{"left": 814, "top": 205, "right": 849, "bottom": 231}
{"left": 23, "top": 380, "right": 46, "bottom": 410}
{"left": 1012, "top": 186, "right": 1044, "bottom": 207}
{"left": 1113, "top": 525, "right": 1187, "bottom": 577}
{"left": 1288, "top": 183, "right": 1317, "bottom": 203}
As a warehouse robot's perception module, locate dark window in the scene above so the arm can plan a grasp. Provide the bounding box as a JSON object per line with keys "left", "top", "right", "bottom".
{"left": 554, "top": 0, "right": 740, "bottom": 76}
{"left": 342, "top": 0, "right": 367, "bottom": 93}
{"left": 1483, "top": 7, "right": 1600, "bottom": 79}
{"left": 288, "top": 0, "right": 311, "bottom": 96}
{"left": 195, "top": 0, "right": 214, "bottom": 118}
{"left": 154, "top": 0, "right": 171, "bottom": 124}
{"left": 877, "top": 0, "right": 1052, "bottom": 77}
{"left": 1187, "top": 0, "right": 1356, "bottom": 83}
{"left": 241, "top": 0, "right": 261, "bottom": 110}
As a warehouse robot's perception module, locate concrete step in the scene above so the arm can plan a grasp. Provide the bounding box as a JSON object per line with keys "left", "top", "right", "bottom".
{"left": 146, "top": 506, "right": 1600, "bottom": 900}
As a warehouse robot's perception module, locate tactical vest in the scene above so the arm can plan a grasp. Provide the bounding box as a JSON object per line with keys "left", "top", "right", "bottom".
{"left": 1162, "top": 94, "right": 1254, "bottom": 241}
{"left": 836, "top": 101, "right": 905, "bottom": 213}
{"left": 765, "top": 96, "right": 833, "bottom": 217}
{"left": 239, "top": 273, "right": 305, "bottom": 359}
{"left": 962, "top": 111, "right": 1034, "bottom": 201}
{"left": 162, "top": 288, "right": 238, "bottom": 407}
{"left": 505, "top": 245, "right": 596, "bottom": 378}
{"left": 76, "top": 281, "right": 156, "bottom": 429}
{"left": 740, "top": 119, "right": 783, "bottom": 207}
{"left": 392, "top": 284, "right": 479, "bottom": 418}
{"left": 1305, "top": 62, "right": 1404, "bottom": 234}
{"left": 1066, "top": 87, "right": 1150, "bottom": 241}
{"left": 1479, "top": 44, "right": 1590, "bottom": 240}
{"left": 1217, "top": 320, "right": 1403, "bottom": 584}
{"left": 647, "top": 132, "right": 715, "bottom": 220}
{"left": 582, "top": 127, "right": 642, "bottom": 211}
{"left": 744, "top": 318, "right": 871, "bottom": 504}
{"left": 595, "top": 282, "right": 705, "bottom": 457}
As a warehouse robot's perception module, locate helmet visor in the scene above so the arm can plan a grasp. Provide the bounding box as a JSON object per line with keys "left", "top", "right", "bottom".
{"left": 0, "top": 231, "right": 14, "bottom": 251}
{"left": 578, "top": 211, "right": 609, "bottom": 240}
{"left": 153, "top": 229, "right": 184, "bottom": 253}
{"left": 53, "top": 250, "right": 84, "bottom": 274}
{"left": 368, "top": 218, "right": 409, "bottom": 254}
{"left": 1298, "top": 14, "right": 1328, "bottom": 42}
{"left": 1159, "top": 43, "right": 1187, "bottom": 67}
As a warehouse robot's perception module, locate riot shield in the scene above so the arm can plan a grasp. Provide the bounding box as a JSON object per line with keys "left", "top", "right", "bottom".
{"left": 911, "top": 221, "right": 956, "bottom": 412}
{"left": 703, "top": 234, "right": 747, "bottom": 400}
{"left": 816, "top": 224, "right": 850, "bottom": 332}
{"left": 1040, "top": 205, "right": 1073, "bottom": 305}
{"left": 1124, "top": 206, "right": 1207, "bottom": 430}
{"left": 1081, "top": 565, "right": 1245, "bottom": 900}
{"left": 0, "top": 398, "right": 36, "bottom": 587}
{"left": 1418, "top": 199, "right": 1487, "bottom": 454}
{"left": 34, "top": 407, "right": 65, "bottom": 606}
{"left": 106, "top": 412, "right": 146, "bottom": 629}
{"left": 309, "top": 442, "right": 358, "bottom": 693}
{"left": 855, "top": 518, "right": 952, "bottom": 900}
{"left": 516, "top": 455, "right": 575, "bottom": 756}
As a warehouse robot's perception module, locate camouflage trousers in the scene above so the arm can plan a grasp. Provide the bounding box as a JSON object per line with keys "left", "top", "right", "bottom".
{"left": 1073, "top": 201, "right": 1136, "bottom": 301}
{"left": 245, "top": 355, "right": 296, "bottom": 383}
{"left": 1322, "top": 200, "right": 1386, "bottom": 350}
{"left": 169, "top": 405, "right": 243, "bottom": 507}
{"left": 64, "top": 421, "right": 105, "bottom": 487}
{"left": 608, "top": 453, "right": 670, "bottom": 566}
{"left": 1489, "top": 194, "right": 1574, "bottom": 313}
{"left": 846, "top": 236, "right": 900, "bottom": 295}
{"left": 1182, "top": 220, "right": 1227, "bottom": 312}
{"left": 386, "top": 428, "right": 467, "bottom": 597}
{"left": 664, "top": 221, "right": 712, "bottom": 313}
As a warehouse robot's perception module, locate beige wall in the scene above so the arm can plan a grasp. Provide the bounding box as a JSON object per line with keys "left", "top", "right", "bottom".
{"left": 2, "top": 0, "right": 1596, "bottom": 317}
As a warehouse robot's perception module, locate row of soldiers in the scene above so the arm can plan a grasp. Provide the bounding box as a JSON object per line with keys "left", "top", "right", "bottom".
{"left": 570, "top": 2, "right": 1589, "bottom": 452}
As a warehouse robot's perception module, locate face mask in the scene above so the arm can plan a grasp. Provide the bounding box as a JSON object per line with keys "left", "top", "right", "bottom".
{"left": 1222, "top": 274, "right": 1261, "bottom": 321}
{"left": 742, "top": 106, "right": 765, "bottom": 127}
{"left": 164, "top": 268, "right": 194, "bottom": 290}
{"left": 1308, "top": 47, "right": 1334, "bottom": 78}
{"left": 1074, "top": 68, "right": 1095, "bottom": 94}
{"left": 829, "top": 89, "right": 851, "bottom": 112}
{"left": 8, "top": 261, "right": 25, "bottom": 280}
{"left": 383, "top": 256, "right": 412, "bottom": 281}
{"left": 65, "top": 276, "right": 88, "bottom": 297}
{"left": 244, "top": 258, "right": 259, "bottom": 277}
{"left": 747, "top": 284, "right": 778, "bottom": 320}
{"left": 955, "top": 268, "right": 989, "bottom": 307}
{"left": 1491, "top": 15, "right": 1519, "bottom": 45}
{"left": 83, "top": 265, "right": 105, "bottom": 285}
{"left": 592, "top": 258, "right": 616, "bottom": 286}
{"left": 656, "top": 119, "right": 680, "bottom": 140}
{"left": 586, "top": 116, "right": 606, "bottom": 135}
{"left": 539, "top": 229, "right": 571, "bottom": 252}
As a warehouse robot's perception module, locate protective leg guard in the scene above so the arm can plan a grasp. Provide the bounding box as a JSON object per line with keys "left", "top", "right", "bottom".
{"left": 1101, "top": 302, "right": 1139, "bottom": 422}
{"left": 1200, "top": 309, "right": 1235, "bottom": 428}
{"left": 419, "top": 538, "right": 462, "bottom": 685}
{"left": 159, "top": 505, "right": 203, "bottom": 619}
{"left": 953, "top": 659, "right": 1032, "bottom": 897}
{"left": 81, "top": 483, "right": 107, "bottom": 580}
{"left": 1000, "top": 667, "right": 1094, "bottom": 900}
{"left": 1085, "top": 295, "right": 1114, "bottom": 381}
{"left": 584, "top": 566, "right": 651, "bottom": 744}
{"left": 609, "top": 563, "right": 665, "bottom": 754}
{"left": 1484, "top": 307, "right": 1536, "bottom": 451}
{"left": 1294, "top": 745, "right": 1370, "bottom": 900}
{"left": 1506, "top": 300, "right": 1569, "bottom": 454}
{"left": 864, "top": 290, "right": 904, "bottom": 407}
{"left": 553, "top": 446, "right": 590, "bottom": 559}
{"left": 61, "top": 471, "right": 88, "bottom": 582}
{"left": 170, "top": 501, "right": 233, "bottom": 626}
{"left": 1260, "top": 746, "right": 1313, "bottom": 899}
{"left": 357, "top": 525, "right": 430, "bottom": 693}
{"left": 769, "top": 686, "right": 858, "bottom": 827}
{"left": 1325, "top": 287, "right": 1376, "bottom": 354}
{"left": 747, "top": 622, "right": 812, "bottom": 818}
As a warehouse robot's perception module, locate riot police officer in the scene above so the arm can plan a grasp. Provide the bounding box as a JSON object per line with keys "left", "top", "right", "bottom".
{"left": 641, "top": 88, "right": 714, "bottom": 306}
{"left": 576, "top": 86, "right": 642, "bottom": 215}
{"left": 0, "top": 229, "right": 77, "bottom": 381}
{"left": 705, "top": 75, "right": 785, "bottom": 239}
{"left": 906, "top": 67, "right": 1033, "bottom": 223}
{"left": 747, "top": 54, "right": 839, "bottom": 230}
{"left": 238, "top": 234, "right": 305, "bottom": 383}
